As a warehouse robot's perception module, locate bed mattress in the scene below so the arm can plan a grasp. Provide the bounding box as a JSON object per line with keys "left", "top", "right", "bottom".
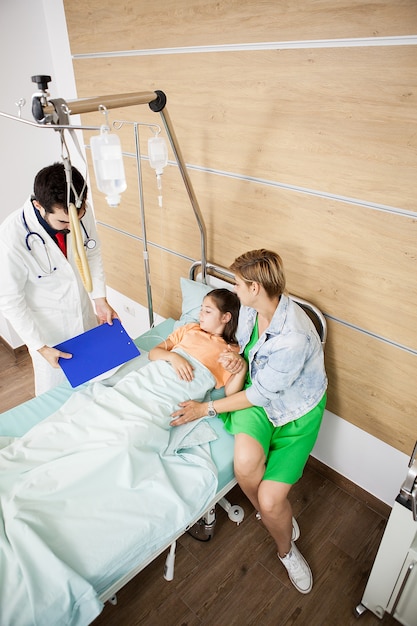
{"left": 0, "top": 318, "right": 235, "bottom": 489}
{"left": 0, "top": 318, "right": 236, "bottom": 625}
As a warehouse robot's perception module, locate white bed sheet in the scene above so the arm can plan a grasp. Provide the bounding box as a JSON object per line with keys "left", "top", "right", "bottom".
{"left": 0, "top": 352, "right": 219, "bottom": 626}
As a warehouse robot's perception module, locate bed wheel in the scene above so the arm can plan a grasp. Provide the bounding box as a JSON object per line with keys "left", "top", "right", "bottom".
{"left": 218, "top": 497, "right": 245, "bottom": 524}
{"left": 108, "top": 595, "right": 118, "bottom": 606}
{"left": 187, "top": 517, "right": 216, "bottom": 541}
{"left": 227, "top": 504, "right": 244, "bottom": 524}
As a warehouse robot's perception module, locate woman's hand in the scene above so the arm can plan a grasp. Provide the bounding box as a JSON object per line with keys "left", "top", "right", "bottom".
{"left": 171, "top": 400, "right": 207, "bottom": 426}
{"left": 218, "top": 348, "right": 246, "bottom": 374}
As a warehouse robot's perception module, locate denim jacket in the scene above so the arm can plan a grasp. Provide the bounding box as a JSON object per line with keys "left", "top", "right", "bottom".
{"left": 238, "top": 294, "right": 327, "bottom": 426}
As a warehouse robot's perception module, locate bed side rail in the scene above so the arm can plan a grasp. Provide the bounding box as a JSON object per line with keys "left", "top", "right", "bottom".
{"left": 189, "top": 261, "right": 327, "bottom": 347}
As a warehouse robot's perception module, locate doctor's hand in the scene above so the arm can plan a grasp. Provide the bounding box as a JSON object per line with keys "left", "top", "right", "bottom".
{"left": 170, "top": 400, "right": 207, "bottom": 426}
{"left": 38, "top": 345, "right": 72, "bottom": 369}
{"left": 94, "top": 297, "right": 119, "bottom": 325}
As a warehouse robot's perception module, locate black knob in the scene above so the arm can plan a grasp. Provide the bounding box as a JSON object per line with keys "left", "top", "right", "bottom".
{"left": 31, "top": 75, "right": 52, "bottom": 91}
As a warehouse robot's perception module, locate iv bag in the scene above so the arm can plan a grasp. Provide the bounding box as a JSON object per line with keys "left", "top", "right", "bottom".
{"left": 148, "top": 135, "right": 168, "bottom": 175}
{"left": 90, "top": 126, "right": 127, "bottom": 207}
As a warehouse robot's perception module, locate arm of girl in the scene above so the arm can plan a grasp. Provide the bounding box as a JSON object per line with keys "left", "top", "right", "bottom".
{"left": 223, "top": 358, "right": 248, "bottom": 396}
{"left": 148, "top": 339, "right": 195, "bottom": 382}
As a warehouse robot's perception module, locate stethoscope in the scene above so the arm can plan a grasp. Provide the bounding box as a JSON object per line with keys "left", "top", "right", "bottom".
{"left": 22, "top": 208, "right": 96, "bottom": 277}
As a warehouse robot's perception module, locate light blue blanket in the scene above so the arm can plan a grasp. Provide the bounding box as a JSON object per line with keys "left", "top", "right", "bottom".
{"left": 0, "top": 352, "right": 219, "bottom": 626}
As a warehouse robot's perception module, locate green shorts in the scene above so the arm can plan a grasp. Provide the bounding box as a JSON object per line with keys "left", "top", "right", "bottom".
{"left": 220, "top": 393, "right": 326, "bottom": 485}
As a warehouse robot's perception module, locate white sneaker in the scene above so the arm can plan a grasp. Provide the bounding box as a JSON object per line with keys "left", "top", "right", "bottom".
{"left": 255, "top": 513, "right": 300, "bottom": 542}
{"left": 278, "top": 542, "right": 313, "bottom": 594}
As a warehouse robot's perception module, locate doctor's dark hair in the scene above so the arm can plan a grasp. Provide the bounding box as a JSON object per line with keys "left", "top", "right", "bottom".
{"left": 204, "top": 288, "right": 240, "bottom": 345}
{"left": 33, "top": 162, "right": 88, "bottom": 214}
{"left": 230, "top": 249, "right": 287, "bottom": 298}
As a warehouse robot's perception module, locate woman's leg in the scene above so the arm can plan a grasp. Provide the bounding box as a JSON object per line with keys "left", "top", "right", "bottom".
{"left": 257, "top": 480, "right": 293, "bottom": 557}
{"left": 234, "top": 431, "right": 312, "bottom": 593}
{"left": 259, "top": 479, "right": 312, "bottom": 593}
{"left": 233, "top": 432, "right": 295, "bottom": 554}
{"left": 233, "top": 432, "right": 266, "bottom": 512}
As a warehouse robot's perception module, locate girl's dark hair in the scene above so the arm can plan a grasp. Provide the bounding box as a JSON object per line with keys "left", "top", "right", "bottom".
{"left": 205, "top": 288, "right": 240, "bottom": 345}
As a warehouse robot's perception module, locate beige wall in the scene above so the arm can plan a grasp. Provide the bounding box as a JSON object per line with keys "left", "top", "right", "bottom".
{"left": 63, "top": 1, "right": 417, "bottom": 455}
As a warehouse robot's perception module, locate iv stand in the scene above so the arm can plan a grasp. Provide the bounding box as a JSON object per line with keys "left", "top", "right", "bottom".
{"left": 0, "top": 85, "right": 208, "bottom": 328}
{"left": 41, "top": 88, "right": 208, "bottom": 284}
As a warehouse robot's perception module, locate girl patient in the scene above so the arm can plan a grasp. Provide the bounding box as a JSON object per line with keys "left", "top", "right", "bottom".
{"left": 149, "top": 288, "right": 246, "bottom": 399}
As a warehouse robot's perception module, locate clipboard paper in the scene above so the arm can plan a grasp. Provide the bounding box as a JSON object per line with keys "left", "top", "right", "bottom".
{"left": 54, "top": 319, "right": 140, "bottom": 387}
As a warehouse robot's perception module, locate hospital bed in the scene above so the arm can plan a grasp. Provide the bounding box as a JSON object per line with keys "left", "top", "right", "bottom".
{"left": 0, "top": 262, "right": 326, "bottom": 626}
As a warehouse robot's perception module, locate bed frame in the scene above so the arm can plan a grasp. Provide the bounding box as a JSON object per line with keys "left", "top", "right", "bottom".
{"left": 0, "top": 261, "right": 327, "bottom": 621}
{"left": 189, "top": 261, "right": 327, "bottom": 347}
{"left": 106, "top": 261, "right": 327, "bottom": 605}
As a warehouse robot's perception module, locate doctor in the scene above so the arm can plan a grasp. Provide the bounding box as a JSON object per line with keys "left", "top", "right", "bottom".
{"left": 0, "top": 162, "right": 118, "bottom": 395}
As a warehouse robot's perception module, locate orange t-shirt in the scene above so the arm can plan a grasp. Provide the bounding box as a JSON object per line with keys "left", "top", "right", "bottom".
{"left": 167, "top": 323, "right": 238, "bottom": 388}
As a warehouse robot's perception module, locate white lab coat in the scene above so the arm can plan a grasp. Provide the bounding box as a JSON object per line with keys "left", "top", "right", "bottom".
{"left": 0, "top": 198, "right": 107, "bottom": 394}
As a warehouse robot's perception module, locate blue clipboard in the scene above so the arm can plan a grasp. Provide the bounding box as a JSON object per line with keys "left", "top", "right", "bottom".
{"left": 54, "top": 319, "right": 140, "bottom": 387}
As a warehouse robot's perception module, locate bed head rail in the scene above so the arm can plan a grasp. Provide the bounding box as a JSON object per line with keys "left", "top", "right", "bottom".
{"left": 189, "top": 261, "right": 327, "bottom": 347}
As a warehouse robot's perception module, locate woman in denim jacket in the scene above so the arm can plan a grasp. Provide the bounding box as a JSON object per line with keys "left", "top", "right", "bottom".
{"left": 172, "top": 249, "right": 327, "bottom": 595}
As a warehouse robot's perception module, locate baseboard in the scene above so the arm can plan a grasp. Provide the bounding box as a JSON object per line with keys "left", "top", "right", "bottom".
{"left": 307, "top": 455, "right": 391, "bottom": 519}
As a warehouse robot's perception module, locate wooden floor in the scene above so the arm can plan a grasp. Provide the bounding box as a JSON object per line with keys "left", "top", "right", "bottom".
{"left": 0, "top": 343, "right": 399, "bottom": 626}
{"left": 0, "top": 340, "right": 35, "bottom": 411}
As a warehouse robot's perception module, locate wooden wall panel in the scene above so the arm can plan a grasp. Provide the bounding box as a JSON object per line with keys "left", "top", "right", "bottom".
{"left": 97, "top": 225, "right": 193, "bottom": 320}
{"left": 63, "top": 0, "right": 417, "bottom": 54}
{"left": 183, "top": 171, "right": 417, "bottom": 351}
{"left": 96, "top": 225, "right": 144, "bottom": 303}
{"left": 73, "top": 47, "right": 417, "bottom": 211}
{"left": 64, "top": 1, "right": 417, "bottom": 455}
{"left": 91, "top": 162, "right": 204, "bottom": 261}
{"left": 325, "top": 320, "right": 417, "bottom": 455}
{"left": 96, "top": 165, "right": 417, "bottom": 350}
{"left": 98, "top": 225, "right": 417, "bottom": 456}
{"left": 87, "top": 150, "right": 202, "bottom": 261}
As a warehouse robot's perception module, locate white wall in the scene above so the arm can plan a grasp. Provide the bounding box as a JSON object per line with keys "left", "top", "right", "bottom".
{"left": 0, "top": 0, "right": 67, "bottom": 216}
{"left": 0, "top": 0, "right": 84, "bottom": 348}
{"left": 0, "top": 0, "right": 410, "bottom": 506}
{"left": 312, "top": 410, "right": 409, "bottom": 507}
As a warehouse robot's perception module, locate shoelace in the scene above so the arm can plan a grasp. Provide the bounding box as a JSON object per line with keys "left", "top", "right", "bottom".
{"left": 285, "top": 551, "right": 308, "bottom": 576}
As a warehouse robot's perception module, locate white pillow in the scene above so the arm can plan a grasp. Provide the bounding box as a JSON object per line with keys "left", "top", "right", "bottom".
{"left": 173, "top": 277, "right": 214, "bottom": 329}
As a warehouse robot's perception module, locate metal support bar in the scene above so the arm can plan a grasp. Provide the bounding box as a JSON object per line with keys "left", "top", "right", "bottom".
{"left": 133, "top": 122, "right": 154, "bottom": 327}
{"left": 158, "top": 107, "right": 207, "bottom": 282}
{"left": 0, "top": 110, "right": 101, "bottom": 131}
{"left": 42, "top": 91, "right": 158, "bottom": 116}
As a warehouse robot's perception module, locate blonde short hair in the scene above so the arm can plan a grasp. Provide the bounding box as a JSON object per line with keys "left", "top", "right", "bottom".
{"left": 230, "top": 249, "right": 287, "bottom": 298}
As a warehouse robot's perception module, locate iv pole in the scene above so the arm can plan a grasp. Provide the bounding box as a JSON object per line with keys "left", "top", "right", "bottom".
{"left": 40, "top": 87, "right": 208, "bottom": 282}
{"left": 0, "top": 79, "right": 208, "bottom": 327}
